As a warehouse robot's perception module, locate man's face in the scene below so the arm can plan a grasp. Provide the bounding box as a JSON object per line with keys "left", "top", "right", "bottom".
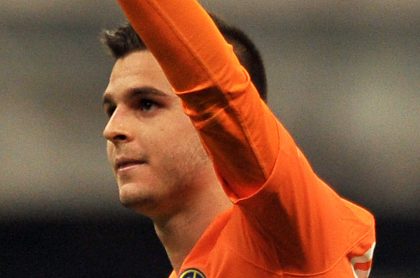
{"left": 103, "top": 51, "right": 210, "bottom": 219}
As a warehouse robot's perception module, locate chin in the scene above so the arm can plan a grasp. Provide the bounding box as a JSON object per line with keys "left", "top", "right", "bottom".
{"left": 119, "top": 188, "right": 144, "bottom": 206}
{"left": 118, "top": 186, "right": 157, "bottom": 215}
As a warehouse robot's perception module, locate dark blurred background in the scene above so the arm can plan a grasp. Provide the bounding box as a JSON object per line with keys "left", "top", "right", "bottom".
{"left": 1, "top": 0, "right": 419, "bottom": 277}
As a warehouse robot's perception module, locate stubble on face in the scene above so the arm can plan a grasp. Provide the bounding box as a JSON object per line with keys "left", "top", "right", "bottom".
{"left": 113, "top": 130, "right": 211, "bottom": 220}
{"left": 104, "top": 51, "right": 212, "bottom": 219}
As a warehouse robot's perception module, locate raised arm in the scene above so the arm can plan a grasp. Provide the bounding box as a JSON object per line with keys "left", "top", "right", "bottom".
{"left": 117, "top": 0, "right": 279, "bottom": 199}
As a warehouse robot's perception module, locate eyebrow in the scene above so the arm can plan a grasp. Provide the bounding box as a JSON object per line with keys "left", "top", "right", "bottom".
{"left": 102, "top": 86, "right": 169, "bottom": 107}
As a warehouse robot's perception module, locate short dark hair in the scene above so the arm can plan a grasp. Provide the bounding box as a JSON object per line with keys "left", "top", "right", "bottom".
{"left": 101, "top": 14, "right": 267, "bottom": 101}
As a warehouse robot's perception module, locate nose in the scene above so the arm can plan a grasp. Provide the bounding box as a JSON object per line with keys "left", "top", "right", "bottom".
{"left": 103, "top": 108, "right": 131, "bottom": 143}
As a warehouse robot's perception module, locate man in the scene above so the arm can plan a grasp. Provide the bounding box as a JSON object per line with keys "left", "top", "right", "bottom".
{"left": 101, "top": 0, "right": 376, "bottom": 277}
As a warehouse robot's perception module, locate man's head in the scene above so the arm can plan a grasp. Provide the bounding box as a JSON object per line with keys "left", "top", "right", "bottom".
{"left": 102, "top": 50, "right": 225, "bottom": 220}
{"left": 101, "top": 15, "right": 260, "bottom": 220}
{"left": 102, "top": 14, "right": 267, "bottom": 101}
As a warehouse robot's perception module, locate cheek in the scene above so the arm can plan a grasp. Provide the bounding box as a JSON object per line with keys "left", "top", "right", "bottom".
{"left": 164, "top": 126, "right": 208, "bottom": 170}
{"left": 151, "top": 120, "right": 197, "bottom": 158}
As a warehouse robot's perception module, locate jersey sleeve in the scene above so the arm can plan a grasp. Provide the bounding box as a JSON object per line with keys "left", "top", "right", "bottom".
{"left": 117, "top": 0, "right": 277, "bottom": 198}
{"left": 116, "top": 0, "right": 375, "bottom": 275}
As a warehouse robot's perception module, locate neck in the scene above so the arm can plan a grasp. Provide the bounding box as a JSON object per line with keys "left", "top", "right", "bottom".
{"left": 153, "top": 183, "right": 231, "bottom": 273}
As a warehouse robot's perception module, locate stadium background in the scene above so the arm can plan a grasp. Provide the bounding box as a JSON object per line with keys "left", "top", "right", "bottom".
{"left": 1, "top": 1, "right": 418, "bottom": 277}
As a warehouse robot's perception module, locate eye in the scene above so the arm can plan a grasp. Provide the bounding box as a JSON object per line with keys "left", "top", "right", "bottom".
{"left": 138, "top": 99, "right": 157, "bottom": 111}
{"left": 105, "top": 105, "right": 116, "bottom": 118}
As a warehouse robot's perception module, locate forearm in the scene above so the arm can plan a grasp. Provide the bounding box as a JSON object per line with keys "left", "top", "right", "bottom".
{"left": 117, "top": 0, "right": 279, "bottom": 196}
{"left": 117, "top": 0, "right": 243, "bottom": 92}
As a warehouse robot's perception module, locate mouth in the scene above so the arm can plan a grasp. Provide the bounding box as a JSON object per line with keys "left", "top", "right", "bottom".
{"left": 114, "top": 158, "right": 146, "bottom": 173}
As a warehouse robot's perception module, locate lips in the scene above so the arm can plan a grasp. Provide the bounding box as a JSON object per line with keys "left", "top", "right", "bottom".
{"left": 114, "top": 158, "right": 145, "bottom": 172}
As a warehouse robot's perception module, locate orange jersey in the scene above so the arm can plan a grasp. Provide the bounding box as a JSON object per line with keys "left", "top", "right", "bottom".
{"left": 117, "top": 0, "right": 376, "bottom": 277}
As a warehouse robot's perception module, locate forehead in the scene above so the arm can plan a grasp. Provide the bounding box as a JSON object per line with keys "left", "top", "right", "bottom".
{"left": 105, "top": 51, "right": 173, "bottom": 96}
